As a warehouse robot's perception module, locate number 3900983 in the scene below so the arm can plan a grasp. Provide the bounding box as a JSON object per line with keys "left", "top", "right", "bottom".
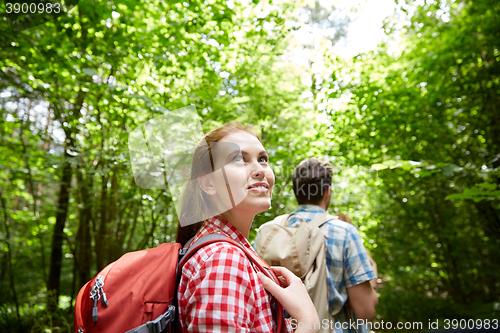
{"left": 6, "top": 2, "right": 61, "bottom": 14}
{"left": 443, "top": 319, "right": 498, "bottom": 330}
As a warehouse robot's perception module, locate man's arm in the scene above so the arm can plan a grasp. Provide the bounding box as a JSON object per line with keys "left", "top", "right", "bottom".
{"left": 368, "top": 256, "right": 378, "bottom": 289}
{"left": 346, "top": 280, "right": 378, "bottom": 321}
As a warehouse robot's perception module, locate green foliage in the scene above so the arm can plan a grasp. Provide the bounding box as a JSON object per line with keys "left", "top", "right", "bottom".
{"left": 372, "top": 160, "right": 500, "bottom": 202}
{"left": 1, "top": 0, "right": 315, "bottom": 328}
{"left": 1, "top": 0, "right": 500, "bottom": 330}
{"left": 328, "top": 0, "right": 500, "bottom": 326}
{"left": 446, "top": 183, "right": 500, "bottom": 203}
{"left": 0, "top": 301, "right": 73, "bottom": 333}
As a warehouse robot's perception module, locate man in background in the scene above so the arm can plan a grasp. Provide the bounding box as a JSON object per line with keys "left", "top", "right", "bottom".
{"left": 288, "top": 158, "right": 378, "bottom": 332}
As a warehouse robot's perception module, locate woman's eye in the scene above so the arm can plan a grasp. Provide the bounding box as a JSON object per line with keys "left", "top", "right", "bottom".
{"left": 232, "top": 155, "right": 244, "bottom": 163}
{"left": 259, "top": 156, "right": 268, "bottom": 163}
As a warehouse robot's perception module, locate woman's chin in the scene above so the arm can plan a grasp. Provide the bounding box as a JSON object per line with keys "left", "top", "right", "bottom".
{"left": 232, "top": 198, "right": 271, "bottom": 213}
{"left": 251, "top": 199, "right": 272, "bottom": 213}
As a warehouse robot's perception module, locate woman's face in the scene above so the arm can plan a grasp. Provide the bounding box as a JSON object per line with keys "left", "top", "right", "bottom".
{"left": 201, "top": 130, "right": 275, "bottom": 217}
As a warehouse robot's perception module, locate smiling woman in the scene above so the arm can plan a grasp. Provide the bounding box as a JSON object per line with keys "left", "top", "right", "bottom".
{"left": 175, "top": 123, "right": 265, "bottom": 242}
{"left": 175, "top": 122, "right": 319, "bottom": 333}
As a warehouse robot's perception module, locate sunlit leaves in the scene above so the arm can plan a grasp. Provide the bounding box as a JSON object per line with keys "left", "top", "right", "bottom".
{"left": 328, "top": 0, "right": 500, "bottom": 322}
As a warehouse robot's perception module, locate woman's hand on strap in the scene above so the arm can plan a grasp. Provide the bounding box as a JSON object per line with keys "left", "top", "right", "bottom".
{"left": 257, "top": 266, "right": 319, "bottom": 333}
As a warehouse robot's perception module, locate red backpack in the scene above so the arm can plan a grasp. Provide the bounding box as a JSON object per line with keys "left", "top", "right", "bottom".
{"left": 74, "top": 234, "right": 285, "bottom": 333}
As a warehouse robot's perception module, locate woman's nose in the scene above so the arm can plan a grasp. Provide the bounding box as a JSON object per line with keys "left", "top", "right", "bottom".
{"left": 250, "top": 161, "right": 265, "bottom": 177}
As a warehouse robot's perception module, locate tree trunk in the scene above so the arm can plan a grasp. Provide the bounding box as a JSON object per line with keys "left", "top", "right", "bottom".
{"left": 0, "top": 190, "right": 20, "bottom": 320}
{"left": 95, "top": 172, "right": 109, "bottom": 271}
{"left": 47, "top": 154, "right": 73, "bottom": 312}
{"left": 75, "top": 169, "right": 93, "bottom": 289}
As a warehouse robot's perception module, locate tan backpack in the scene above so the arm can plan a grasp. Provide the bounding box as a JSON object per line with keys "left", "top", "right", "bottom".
{"left": 255, "top": 213, "right": 337, "bottom": 332}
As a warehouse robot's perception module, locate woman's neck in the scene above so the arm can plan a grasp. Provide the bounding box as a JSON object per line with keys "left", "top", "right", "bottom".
{"left": 221, "top": 210, "right": 254, "bottom": 239}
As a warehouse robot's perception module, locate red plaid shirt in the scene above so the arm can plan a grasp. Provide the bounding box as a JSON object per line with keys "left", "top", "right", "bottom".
{"left": 178, "top": 216, "right": 293, "bottom": 332}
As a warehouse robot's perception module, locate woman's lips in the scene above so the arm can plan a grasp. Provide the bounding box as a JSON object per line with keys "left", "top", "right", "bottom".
{"left": 247, "top": 186, "right": 269, "bottom": 193}
{"left": 247, "top": 182, "right": 269, "bottom": 193}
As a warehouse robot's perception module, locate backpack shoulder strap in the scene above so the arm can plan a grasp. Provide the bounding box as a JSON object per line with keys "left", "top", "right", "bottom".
{"left": 273, "top": 214, "right": 292, "bottom": 227}
{"left": 177, "top": 234, "right": 227, "bottom": 272}
{"left": 177, "top": 234, "right": 285, "bottom": 333}
{"left": 308, "top": 212, "right": 338, "bottom": 229}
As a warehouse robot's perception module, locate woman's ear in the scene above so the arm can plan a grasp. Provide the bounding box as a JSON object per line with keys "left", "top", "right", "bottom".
{"left": 197, "top": 174, "right": 217, "bottom": 195}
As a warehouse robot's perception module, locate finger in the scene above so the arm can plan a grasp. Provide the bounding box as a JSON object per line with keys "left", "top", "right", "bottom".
{"left": 257, "top": 272, "right": 288, "bottom": 306}
{"left": 269, "top": 266, "right": 289, "bottom": 276}
{"left": 270, "top": 266, "right": 298, "bottom": 283}
{"left": 277, "top": 276, "right": 287, "bottom": 287}
{"left": 257, "top": 272, "right": 282, "bottom": 295}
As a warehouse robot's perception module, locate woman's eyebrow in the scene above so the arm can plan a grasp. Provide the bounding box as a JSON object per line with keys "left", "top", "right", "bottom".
{"left": 241, "top": 150, "right": 267, "bottom": 155}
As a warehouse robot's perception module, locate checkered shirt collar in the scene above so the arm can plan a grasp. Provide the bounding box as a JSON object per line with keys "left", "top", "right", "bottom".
{"left": 195, "top": 215, "right": 252, "bottom": 250}
{"left": 295, "top": 204, "right": 326, "bottom": 214}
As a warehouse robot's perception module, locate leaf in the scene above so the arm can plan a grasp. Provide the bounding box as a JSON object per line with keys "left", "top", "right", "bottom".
{"left": 390, "top": 162, "right": 402, "bottom": 169}
{"left": 82, "top": 68, "right": 96, "bottom": 76}
{"left": 448, "top": 164, "right": 463, "bottom": 172}
{"left": 400, "top": 161, "right": 413, "bottom": 171}
{"left": 372, "top": 163, "right": 388, "bottom": 171}
{"left": 445, "top": 193, "right": 466, "bottom": 200}
{"left": 478, "top": 182, "right": 497, "bottom": 190}
{"left": 442, "top": 166, "right": 454, "bottom": 176}
{"left": 463, "top": 188, "right": 485, "bottom": 196}
{"left": 384, "top": 160, "right": 398, "bottom": 167}
{"left": 231, "top": 96, "right": 251, "bottom": 104}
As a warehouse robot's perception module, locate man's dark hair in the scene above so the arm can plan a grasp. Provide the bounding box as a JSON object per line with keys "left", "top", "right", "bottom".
{"left": 292, "top": 158, "right": 333, "bottom": 205}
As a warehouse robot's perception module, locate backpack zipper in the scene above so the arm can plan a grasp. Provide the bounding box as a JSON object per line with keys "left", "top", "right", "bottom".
{"left": 95, "top": 275, "right": 108, "bottom": 306}
{"left": 90, "top": 275, "right": 108, "bottom": 322}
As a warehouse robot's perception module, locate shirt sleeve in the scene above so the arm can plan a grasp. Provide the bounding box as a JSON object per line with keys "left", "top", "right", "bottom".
{"left": 343, "top": 227, "right": 377, "bottom": 288}
{"left": 179, "top": 243, "right": 277, "bottom": 333}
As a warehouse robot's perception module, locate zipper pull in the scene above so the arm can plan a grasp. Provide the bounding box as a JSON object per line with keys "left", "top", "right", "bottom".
{"left": 90, "top": 285, "right": 100, "bottom": 322}
{"left": 95, "top": 276, "right": 108, "bottom": 307}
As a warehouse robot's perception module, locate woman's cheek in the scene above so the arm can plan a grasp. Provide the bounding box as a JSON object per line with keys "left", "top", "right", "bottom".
{"left": 267, "top": 168, "right": 275, "bottom": 191}
{"left": 225, "top": 166, "right": 249, "bottom": 206}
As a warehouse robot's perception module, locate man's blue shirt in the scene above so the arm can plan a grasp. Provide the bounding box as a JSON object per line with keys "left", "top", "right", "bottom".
{"left": 287, "top": 205, "right": 376, "bottom": 325}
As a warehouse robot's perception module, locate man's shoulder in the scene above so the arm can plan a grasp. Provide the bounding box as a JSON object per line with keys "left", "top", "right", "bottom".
{"left": 304, "top": 211, "right": 357, "bottom": 230}
{"left": 323, "top": 217, "right": 357, "bottom": 230}
{"left": 318, "top": 217, "right": 358, "bottom": 241}
{"left": 261, "top": 209, "right": 359, "bottom": 234}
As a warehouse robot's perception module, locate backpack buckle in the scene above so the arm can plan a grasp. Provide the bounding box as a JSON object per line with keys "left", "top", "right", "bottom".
{"left": 146, "top": 305, "right": 175, "bottom": 333}
{"left": 178, "top": 247, "right": 188, "bottom": 257}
